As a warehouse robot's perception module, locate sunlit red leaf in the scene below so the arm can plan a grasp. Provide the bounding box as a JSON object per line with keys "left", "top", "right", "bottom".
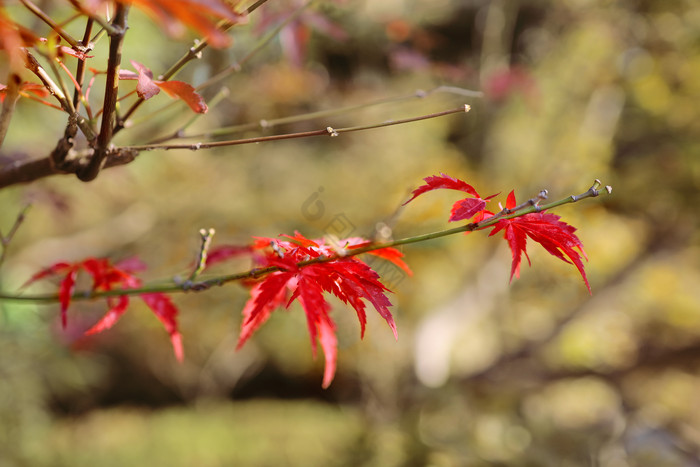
{"left": 317, "top": 316, "right": 337, "bottom": 389}
{"left": 487, "top": 191, "right": 591, "bottom": 293}
{"left": 237, "top": 232, "right": 400, "bottom": 387}
{"left": 236, "top": 276, "right": 291, "bottom": 350}
{"left": 139, "top": 292, "right": 184, "bottom": 362}
{"left": 403, "top": 173, "right": 481, "bottom": 205}
{"left": 352, "top": 245, "right": 412, "bottom": 277}
{"left": 449, "top": 197, "right": 487, "bottom": 222}
{"left": 404, "top": 173, "right": 497, "bottom": 223}
{"left": 21, "top": 261, "right": 72, "bottom": 287}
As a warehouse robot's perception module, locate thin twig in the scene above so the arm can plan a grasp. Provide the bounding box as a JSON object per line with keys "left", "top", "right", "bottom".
{"left": 0, "top": 204, "right": 31, "bottom": 267}
{"left": 124, "top": 105, "right": 471, "bottom": 152}
{"left": 187, "top": 86, "right": 482, "bottom": 140}
{"left": 67, "top": 0, "right": 119, "bottom": 36}
{"left": 145, "top": 87, "right": 231, "bottom": 145}
{"left": 0, "top": 103, "right": 469, "bottom": 189}
{"left": 20, "top": 0, "right": 84, "bottom": 50}
{"left": 24, "top": 52, "right": 69, "bottom": 109}
{"left": 73, "top": 18, "right": 94, "bottom": 110}
{"left": 0, "top": 181, "right": 612, "bottom": 303}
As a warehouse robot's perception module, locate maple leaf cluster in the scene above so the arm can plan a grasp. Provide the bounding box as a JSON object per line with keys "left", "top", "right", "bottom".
{"left": 404, "top": 173, "right": 590, "bottom": 293}
{"left": 215, "top": 233, "right": 411, "bottom": 388}
{"left": 23, "top": 173, "right": 593, "bottom": 388}
{"left": 24, "top": 257, "right": 183, "bottom": 361}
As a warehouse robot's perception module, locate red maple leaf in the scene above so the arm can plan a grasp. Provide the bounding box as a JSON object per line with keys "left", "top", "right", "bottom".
{"left": 119, "top": 61, "right": 208, "bottom": 113}
{"left": 485, "top": 191, "right": 591, "bottom": 293}
{"left": 24, "top": 257, "right": 184, "bottom": 361}
{"left": 403, "top": 173, "right": 498, "bottom": 222}
{"left": 236, "top": 232, "right": 404, "bottom": 388}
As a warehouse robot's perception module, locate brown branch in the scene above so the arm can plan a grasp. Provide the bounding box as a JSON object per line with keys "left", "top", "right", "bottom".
{"left": 0, "top": 147, "right": 137, "bottom": 189}
{"left": 24, "top": 52, "right": 70, "bottom": 112}
{"left": 77, "top": 4, "right": 128, "bottom": 182}
{"left": 73, "top": 18, "right": 94, "bottom": 110}
{"left": 0, "top": 106, "right": 467, "bottom": 189}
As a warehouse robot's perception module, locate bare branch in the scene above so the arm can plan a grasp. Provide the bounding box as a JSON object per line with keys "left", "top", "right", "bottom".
{"left": 19, "top": 0, "right": 84, "bottom": 50}
{"left": 77, "top": 4, "right": 129, "bottom": 182}
{"left": 125, "top": 106, "right": 471, "bottom": 152}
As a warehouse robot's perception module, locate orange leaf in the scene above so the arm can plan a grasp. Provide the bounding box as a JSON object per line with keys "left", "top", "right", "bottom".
{"left": 156, "top": 80, "right": 208, "bottom": 113}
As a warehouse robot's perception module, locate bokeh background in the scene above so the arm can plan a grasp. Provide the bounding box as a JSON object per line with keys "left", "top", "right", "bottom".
{"left": 1, "top": 0, "right": 699, "bottom": 465}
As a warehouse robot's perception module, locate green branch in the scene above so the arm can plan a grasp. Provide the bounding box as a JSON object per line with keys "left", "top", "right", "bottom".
{"left": 0, "top": 180, "right": 611, "bottom": 304}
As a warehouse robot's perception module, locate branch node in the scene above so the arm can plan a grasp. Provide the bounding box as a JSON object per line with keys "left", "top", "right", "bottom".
{"left": 271, "top": 241, "right": 284, "bottom": 258}
{"left": 189, "top": 43, "right": 203, "bottom": 60}
{"left": 464, "top": 104, "right": 471, "bottom": 113}
{"left": 326, "top": 126, "right": 339, "bottom": 137}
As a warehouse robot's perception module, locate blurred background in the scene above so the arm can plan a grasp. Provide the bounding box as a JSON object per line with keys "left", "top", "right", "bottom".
{"left": 1, "top": 0, "right": 699, "bottom": 465}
